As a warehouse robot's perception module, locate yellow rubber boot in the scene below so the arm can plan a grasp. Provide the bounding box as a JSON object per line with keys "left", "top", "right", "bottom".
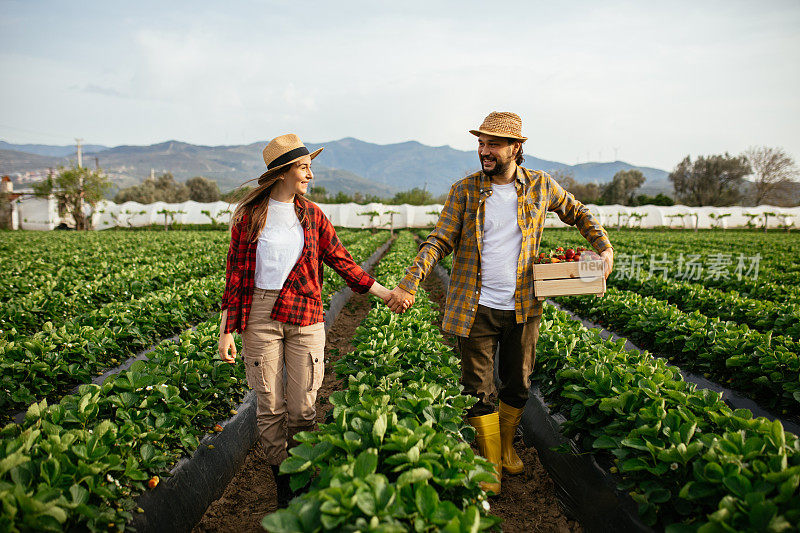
{"left": 499, "top": 401, "right": 524, "bottom": 475}
{"left": 468, "top": 412, "right": 502, "bottom": 495}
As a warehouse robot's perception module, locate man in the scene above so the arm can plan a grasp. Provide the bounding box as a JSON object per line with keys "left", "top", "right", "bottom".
{"left": 388, "top": 111, "right": 614, "bottom": 494}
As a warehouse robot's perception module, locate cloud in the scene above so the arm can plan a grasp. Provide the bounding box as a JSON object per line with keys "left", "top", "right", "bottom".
{"left": 75, "top": 84, "right": 127, "bottom": 98}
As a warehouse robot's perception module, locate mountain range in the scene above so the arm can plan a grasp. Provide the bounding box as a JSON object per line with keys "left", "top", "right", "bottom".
{"left": 0, "top": 138, "right": 672, "bottom": 197}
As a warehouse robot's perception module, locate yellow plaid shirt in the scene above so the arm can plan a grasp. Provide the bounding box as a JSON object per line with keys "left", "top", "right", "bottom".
{"left": 399, "top": 166, "right": 613, "bottom": 336}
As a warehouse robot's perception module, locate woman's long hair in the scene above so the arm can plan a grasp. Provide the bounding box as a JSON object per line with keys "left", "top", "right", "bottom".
{"left": 229, "top": 169, "right": 307, "bottom": 242}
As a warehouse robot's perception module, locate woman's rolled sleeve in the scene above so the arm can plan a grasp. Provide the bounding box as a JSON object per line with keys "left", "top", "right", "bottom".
{"left": 318, "top": 213, "right": 375, "bottom": 294}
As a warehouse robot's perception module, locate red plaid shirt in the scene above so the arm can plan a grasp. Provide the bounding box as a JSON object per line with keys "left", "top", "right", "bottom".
{"left": 221, "top": 196, "right": 374, "bottom": 333}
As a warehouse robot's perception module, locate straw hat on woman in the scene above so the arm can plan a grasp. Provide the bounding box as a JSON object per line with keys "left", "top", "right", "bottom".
{"left": 218, "top": 133, "right": 394, "bottom": 507}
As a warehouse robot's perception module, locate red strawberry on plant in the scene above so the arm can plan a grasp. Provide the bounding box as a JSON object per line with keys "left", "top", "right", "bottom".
{"left": 565, "top": 249, "right": 575, "bottom": 260}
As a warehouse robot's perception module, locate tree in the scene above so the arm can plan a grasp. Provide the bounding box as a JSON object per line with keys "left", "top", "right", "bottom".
{"left": 186, "top": 176, "right": 220, "bottom": 202}
{"left": 744, "top": 146, "right": 799, "bottom": 206}
{"left": 33, "top": 164, "right": 112, "bottom": 230}
{"left": 550, "top": 170, "right": 602, "bottom": 204}
{"left": 669, "top": 154, "right": 750, "bottom": 206}
{"left": 305, "top": 186, "right": 329, "bottom": 203}
{"left": 331, "top": 191, "right": 355, "bottom": 203}
{"left": 113, "top": 172, "right": 190, "bottom": 204}
{"left": 221, "top": 186, "right": 252, "bottom": 204}
{"left": 389, "top": 187, "right": 434, "bottom": 205}
{"left": 114, "top": 180, "right": 156, "bottom": 204}
{"left": 632, "top": 193, "right": 674, "bottom": 206}
{"left": 600, "top": 169, "right": 645, "bottom": 205}
{"left": 153, "top": 173, "right": 189, "bottom": 203}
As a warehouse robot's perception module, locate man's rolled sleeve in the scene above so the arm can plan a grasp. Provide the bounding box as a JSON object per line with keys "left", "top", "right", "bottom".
{"left": 399, "top": 181, "right": 464, "bottom": 295}
{"left": 547, "top": 175, "right": 612, "bottom": 254}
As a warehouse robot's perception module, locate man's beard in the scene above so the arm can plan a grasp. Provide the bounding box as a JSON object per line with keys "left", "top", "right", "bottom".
{"left": 481, "top": 156, "right": 512, "bottom": 177}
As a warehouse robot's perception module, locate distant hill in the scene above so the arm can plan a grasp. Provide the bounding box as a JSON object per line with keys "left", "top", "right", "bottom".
{"left": 0, "top": 140, "right": 108, "bottom": 157}
{"left": 0, "top": 149, "right": 68, "bottom": 173}
{"left": 0, "top": 137, "right": 673, "bottom": 197}
{"left": 304, "top": 138, "right": 671, "bottom": 195}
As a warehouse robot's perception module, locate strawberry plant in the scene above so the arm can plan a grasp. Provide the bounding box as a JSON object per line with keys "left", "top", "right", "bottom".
{"left": 557, "top": 288, "right": 800, "bottom": 417}
{"left": 0, "top": 228, "right": 388, "bottom": 532}
{"left": 0, "top": 275, "right": 224, "bottom": 421}
{"left": 0, "top": 232, "right": 229, "bottom": 338}
{"left": 532, "top": 304, "right": 800, "bottom": 530}
{"left": 262, "top": 232, "right": 500, "bottom": 532}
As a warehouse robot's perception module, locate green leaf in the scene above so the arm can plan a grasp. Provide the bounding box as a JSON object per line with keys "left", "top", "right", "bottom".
{"left": 620, "top": 458, "right": 649, "bottom": 472}
{"left": 355, "top": 489, "right": 377, "bottom": 517}
{"left": 373, "top": 413, "right": 387, "bottom": 444}
{"left": 748, "top": 501, "right": 777, "bottom": 530}
{"left": 68, "top": 485, "right": 89, "bottom": 506}
{"left": 353, "top": 449, "right": 378, "bottom": 479}
{"left": 280, "top": 456, "right": 311, "bottom": 475}
{"left": 679, "top": 481, "right": 718, "bottom": 501}
{"left": 770, "top": 419, "right": 786, "bottom": 449}
{"left": 397, "top": 467, "right": 432, "bottom": 487}
{"left": 679, "top": 422, "right": 697, "bottom": 444}
{"left": 415, "top": 484, "right": 439, "bottom": 519}
{"left": 0, "top": 452, "right": 30, "bottom": 476}
{"left": 648, "top": 488, "right": 671, "bottom": 504}
{"left": 261, "top": 510, "right": 302, "bottom": 533}
{"left": 779, "top": 475, "right": 799, "bottom": 499}
{"left": 296, "top": 500, "right": 323, "bottom": 532}
{"left": 703, "top": 462, "right": 724, "bottom": 482}
{"left": 592, "top": 435, "right": 618, "bottom": 449}
{"left": 722, "top": 474, "right": 751, "bottom": 498}
{"left": 665, "top": 524, "right": 701, "bottom": 533}
{"left": 289, "top": 470, "right": 312, "bottom": 492}
{"left": 139, "top": 443, "right": 155, "bottom": 464}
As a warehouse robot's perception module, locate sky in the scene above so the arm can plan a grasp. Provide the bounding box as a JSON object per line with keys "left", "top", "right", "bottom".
{"left": 1, "top": 0, "right": 798, "bottom": 171}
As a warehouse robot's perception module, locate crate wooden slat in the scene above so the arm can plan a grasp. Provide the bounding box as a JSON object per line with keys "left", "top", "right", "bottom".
{"left": 533, "top": 259, "right": 605, "bottom": 300}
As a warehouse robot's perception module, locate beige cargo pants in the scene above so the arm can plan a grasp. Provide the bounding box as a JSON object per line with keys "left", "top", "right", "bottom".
{"left": 241, "top": 288, "right": 326, "bottom": 465}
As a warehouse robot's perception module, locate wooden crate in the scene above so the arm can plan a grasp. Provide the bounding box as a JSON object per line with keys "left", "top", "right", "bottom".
{"left": 533, "top": 259, "right": 605, "bottom": 301}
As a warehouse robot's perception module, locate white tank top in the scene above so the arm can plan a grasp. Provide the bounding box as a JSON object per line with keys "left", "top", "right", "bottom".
{"left": 254, "top": 198, "right": 305, "bottom": 290}
{"left": 478, "top": 182, "right": 522, "bottom": 310}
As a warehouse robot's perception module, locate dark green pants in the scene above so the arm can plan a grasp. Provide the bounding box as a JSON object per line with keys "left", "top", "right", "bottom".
{"left": 457, "top": 304, "right": 541, "bottom": 417}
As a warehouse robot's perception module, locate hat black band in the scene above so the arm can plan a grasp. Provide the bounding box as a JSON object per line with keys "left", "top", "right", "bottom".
{"left": 268, "top": 146, "right": 310, "bottom": 170}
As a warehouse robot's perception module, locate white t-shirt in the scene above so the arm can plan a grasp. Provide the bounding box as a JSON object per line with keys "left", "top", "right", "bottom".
{"left": 254, "top": 198, "right": 305, "bottom": 290}
{"left": 478, "top": 182, "right": 522, "bottom": 310}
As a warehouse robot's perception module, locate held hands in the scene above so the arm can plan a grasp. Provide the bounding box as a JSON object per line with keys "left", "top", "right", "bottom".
{"left": 388, "top": 286, "right": 414, "bottom": 314}
{"left": 218, "top": 333, "right": 237, "bottom": 364}
{"left": 370, "top": 282, "right": 412, "bottom": 314}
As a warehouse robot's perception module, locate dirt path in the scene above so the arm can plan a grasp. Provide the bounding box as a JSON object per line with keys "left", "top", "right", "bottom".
{"left": 195, "top": 269, "right": 581, "bottom": 533}
{"left": 422, "top": 272, "right": 582, "bottom": 533}
{"left": 193, "top": 291, "right": 373, "bottom": 533}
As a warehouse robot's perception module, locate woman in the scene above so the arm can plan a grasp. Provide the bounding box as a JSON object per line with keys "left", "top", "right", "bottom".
{"left": 218, "top": 133, "right": 393, "bottom": 508}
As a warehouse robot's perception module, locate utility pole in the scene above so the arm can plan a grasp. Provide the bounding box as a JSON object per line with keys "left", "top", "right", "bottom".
{"left": 94, "top": 157, "right": 99, "bottom": 170}
{"left": 75, "top": 138, "right": 85, "bottom": 229}
{"left": 75, "top": 138, "right": 84, "bottom": 168}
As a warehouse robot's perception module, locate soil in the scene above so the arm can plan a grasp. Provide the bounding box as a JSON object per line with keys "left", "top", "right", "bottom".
{"left": 422, "top": 273, "right": 582, "bottom": 533}
{"left": 192, "top": 291, "right": 373, "bottom": 533}
{"left": 194, "top": 269, "right": 582, "bottom": 533}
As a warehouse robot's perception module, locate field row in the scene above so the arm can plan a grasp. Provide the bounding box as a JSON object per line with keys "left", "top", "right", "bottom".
{"left": 533, "top": 303, "right": 800, "bottom": 530}
{"left": 416, "top": 226, "right": 799, "bottom": 528}
{"left": 0, "top": 229, "right": 392, "bottom": 532}
{"left": 264, "top": 231, "right": 498, "bottom": 531}
{"left": 0, "top": 230, "right": 391, "bottom": 423}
